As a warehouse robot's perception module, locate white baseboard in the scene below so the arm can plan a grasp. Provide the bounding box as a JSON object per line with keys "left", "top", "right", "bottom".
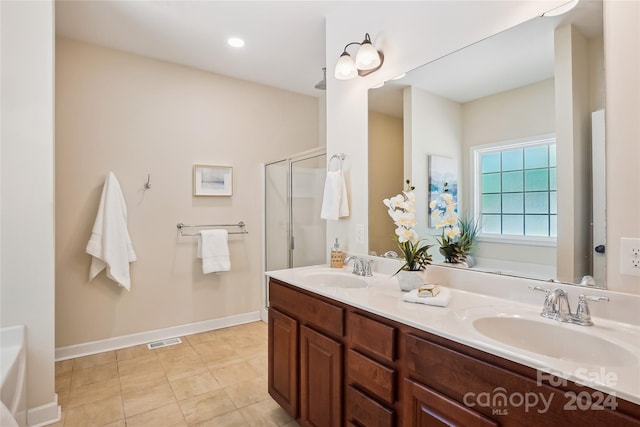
{"left": 27, "top": 395, "right": 60, "bottom": 427}
{"left": 55, "top": 311, "right": 261, "bottom": 361}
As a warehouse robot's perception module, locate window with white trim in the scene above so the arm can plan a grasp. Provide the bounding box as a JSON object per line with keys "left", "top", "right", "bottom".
{"left": 473, "top": 137, "right": 557, "bottom": 240}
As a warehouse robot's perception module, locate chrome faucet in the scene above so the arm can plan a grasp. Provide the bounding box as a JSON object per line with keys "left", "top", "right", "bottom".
{"left": 530, "top": 286, "right": 609, "bottom": 326}
{"left": 344, "top": 256, "right": 373, "bottom": 277}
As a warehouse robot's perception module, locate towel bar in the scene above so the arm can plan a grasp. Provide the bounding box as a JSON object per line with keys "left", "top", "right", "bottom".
{"left": 177, "top": 221, "right": 248, "bottom": 236}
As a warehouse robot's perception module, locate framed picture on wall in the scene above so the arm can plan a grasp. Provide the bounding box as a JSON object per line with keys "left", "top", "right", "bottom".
{"left": 193, "top": 164, "right": 233, "bottom": 196}
{"left": 428, "top": 155, "right": 457, "bottom": 227}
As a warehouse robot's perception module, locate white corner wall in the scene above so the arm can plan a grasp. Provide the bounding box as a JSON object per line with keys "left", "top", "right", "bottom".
{"left": 0, "top": 0, "right": 59, "bottom": 425}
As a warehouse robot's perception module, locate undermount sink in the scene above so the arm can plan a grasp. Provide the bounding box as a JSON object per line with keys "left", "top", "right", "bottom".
{"left": 300, "top": 271, "right": 368, "bottom": 288}
{"left": 462, "top": 309, "right": 639, "bottom": 368}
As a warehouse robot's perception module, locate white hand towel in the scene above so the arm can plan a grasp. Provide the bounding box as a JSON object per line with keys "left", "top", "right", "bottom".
{"left": 86, "top": 172, "right": 137, "bottom": 290}
{"left": 320, "top": 170, "right": 349, "bottom": 220}
{"left": 402, "top": 287, "right": 451, "bottom": 307}
{"left": 198, "top": 229, "right": 230, "bottom": 273}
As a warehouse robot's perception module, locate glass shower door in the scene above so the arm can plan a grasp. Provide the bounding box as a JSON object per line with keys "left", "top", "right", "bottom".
{"left": 290, "top": 154, "right": 326, "bottom": 268}
{"left": 265, "top": 159, "right": 289, "bottom": 272}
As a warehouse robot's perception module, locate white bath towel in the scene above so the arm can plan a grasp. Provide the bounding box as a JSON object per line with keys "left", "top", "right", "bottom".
{"left": 86, "top": 172, "right": 137, "bottom": 290}
{"left": 402, "top": 286, "right": 452, "bottom": 307}
{"left": 198, "top": 229, "right": 230, "bottom": 273}
{"left": 320, "top": 170, "right": 349, "bottom": 220}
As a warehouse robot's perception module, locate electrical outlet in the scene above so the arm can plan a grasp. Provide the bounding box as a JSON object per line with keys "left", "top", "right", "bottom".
{"left": 620, "top": 237, "right": 640, "bottom": 276}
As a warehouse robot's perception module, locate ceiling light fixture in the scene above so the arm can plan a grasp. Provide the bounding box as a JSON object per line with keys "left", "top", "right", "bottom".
{"left": 227, "top": 37, "right": 245, "bottom": 48}
{"left": 334, "top": 33, "right": 384, "bottom": 80}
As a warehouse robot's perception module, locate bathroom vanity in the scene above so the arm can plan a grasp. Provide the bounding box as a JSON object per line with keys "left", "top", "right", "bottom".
{"left": 266, "top": 266, "right": 640, "bottom": 427}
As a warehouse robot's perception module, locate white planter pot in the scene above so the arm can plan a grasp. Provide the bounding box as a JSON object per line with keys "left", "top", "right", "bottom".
{"left": 396, "top": 270, "right": 424, "bottom": 291}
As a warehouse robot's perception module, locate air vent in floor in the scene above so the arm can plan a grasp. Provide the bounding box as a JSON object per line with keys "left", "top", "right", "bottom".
{"left": 146, "top": 337, "right": 182, "bottom": 349}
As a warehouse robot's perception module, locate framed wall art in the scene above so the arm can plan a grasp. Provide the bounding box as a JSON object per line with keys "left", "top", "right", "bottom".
{"left": 193, "top": 164, "right": 233, "bottom": 196}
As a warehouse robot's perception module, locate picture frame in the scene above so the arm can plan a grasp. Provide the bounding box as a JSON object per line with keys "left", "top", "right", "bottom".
{"left": 427, "top": 155, "right": 458, "bottom": 227}
{"left": 193, "top": 164, "right": 233, "bottom": 196}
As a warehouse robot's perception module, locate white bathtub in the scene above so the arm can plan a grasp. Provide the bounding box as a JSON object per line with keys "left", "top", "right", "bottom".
{"left": 1, "top": 325, "right": 27, "bottom": 427}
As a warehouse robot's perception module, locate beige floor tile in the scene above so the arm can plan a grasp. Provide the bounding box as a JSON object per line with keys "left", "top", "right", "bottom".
{"left": 117, "top": 353, "right": 162, "bottom": 377}
{"left": 170, "top": 371, "right": 222, "bottom": 401}
{"left": 102, "top": 421, "right": 126, "bottom": 427}
{"left": 158, "top": 346, "right": 201, "bottom": 364}
{"left": 55, "top": 371, "right": 72, "bottom": 394}
{"left": 191, "top": 340, "right": 233, "bottom": 357}
{"left": 116, "top": 343, "right": 151, "bottom": 362}
{"left": 194, "top": 409, "right": 247, "bottom": 427}
{"left": 73, "top": 350, "right": 117, "bottom": 370}
{"left": 120, "top": 368, "right": 168, "bottom": 395}
{"left": 66, "top": 377, "right": 121, "bottom": 408}
{"left": 178, "top": 389, "right": 237, "bottom": 425}
{"left": 239, "top": 398, "right": 293, "bottom": 427}
{"left": 185, "top": 330, "right": 220, "bottom": 346}
{"left": 224, "top": 376, "right": 269, "bottom": 408}
{"left": 122, "top": 381, "right": 176, "bottom": 418}
{"left": 71, "top": 362, "right": 119, "bottom": 388}
{"left": 211, "top": 361, "right": 259, "bottom": 387}
{"left": 56, "top": 359, "right": 73, "bottom": 375}
{"left": 63, "top": 395, "right": 124, "bottom": 427}
{"left": 125, "top": 402, "right": 187, "bottom": 427}
{"left": 201, "top": 347, "right": 242, "bottom": 370}
{"left": 245, "top": 353, "right": 268, "bottom": 373}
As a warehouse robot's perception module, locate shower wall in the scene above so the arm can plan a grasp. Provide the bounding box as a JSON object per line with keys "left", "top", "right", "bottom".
{"left": 55, "top": 38, "right": 319, "bottom": 348}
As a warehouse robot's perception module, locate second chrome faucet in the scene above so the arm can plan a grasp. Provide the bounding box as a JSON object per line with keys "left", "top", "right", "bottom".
{"left": 344, "top": 256, "right": 373, "bottom": 277}
{"left": 530, "top": 286, "right": 609, "bottom": 326}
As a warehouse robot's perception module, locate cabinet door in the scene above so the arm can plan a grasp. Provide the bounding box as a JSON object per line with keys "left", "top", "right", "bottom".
{"left": 404, "top": 379, "right": 498, "bottom": 427}
{"left": 300, "top": 325, "right": 343, "bottom": 427}
{"left": 268, "top": 308, "right": 299, "bottom": 418}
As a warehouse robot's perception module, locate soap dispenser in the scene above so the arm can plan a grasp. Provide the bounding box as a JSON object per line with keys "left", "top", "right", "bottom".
{"left": 330, "top": 238, "right": 344, "bottom": 268}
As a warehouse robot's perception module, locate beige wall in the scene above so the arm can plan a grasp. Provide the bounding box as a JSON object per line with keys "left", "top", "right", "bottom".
{"left": 55, "top": 38, "right": 319, "bottom": 347}
{"left": 368, "top": 111, "right": 403, "bottom": 256}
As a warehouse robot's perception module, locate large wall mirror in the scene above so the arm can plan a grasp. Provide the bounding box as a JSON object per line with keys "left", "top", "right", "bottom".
{"left": 368, "top": 0, "right": 606, "bottom": 288}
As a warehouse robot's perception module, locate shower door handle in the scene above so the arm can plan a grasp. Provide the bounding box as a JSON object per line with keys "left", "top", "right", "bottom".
{"left": 290, "top": 236, "right": 295, "bottom": 250}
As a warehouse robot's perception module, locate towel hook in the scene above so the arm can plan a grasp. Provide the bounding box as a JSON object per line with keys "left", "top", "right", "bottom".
{"left": 144, "top": 174, "right": 151, "bottom": 189}
{"left": 328, "top": 153, "right": 346, "bottom": 172}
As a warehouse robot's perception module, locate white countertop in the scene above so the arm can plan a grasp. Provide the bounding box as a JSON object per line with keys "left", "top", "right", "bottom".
{"left": 266, "top": 264, "right": 640, "bottom": 406}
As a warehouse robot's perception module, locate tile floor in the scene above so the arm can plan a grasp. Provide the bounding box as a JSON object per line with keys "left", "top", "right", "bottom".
{"left": 52, "top": 321, "right": 299, "bottom": 426}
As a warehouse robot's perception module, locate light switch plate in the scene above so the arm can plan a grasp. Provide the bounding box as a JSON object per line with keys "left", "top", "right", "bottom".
{"left": 620, "top": 237, "right": 640, "bottom": 276}
{"left": 356, "top": 224, "right": 366, "bottom": 245}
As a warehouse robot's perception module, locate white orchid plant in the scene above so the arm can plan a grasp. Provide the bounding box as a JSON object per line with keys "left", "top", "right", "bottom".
{"left": 383, "top": 180, "right": 433, "bottom": 273}
{"left": 429, "top": 182, "right": 478, "bottom": 263}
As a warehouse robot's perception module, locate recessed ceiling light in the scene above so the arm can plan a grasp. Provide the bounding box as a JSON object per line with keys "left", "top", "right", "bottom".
{"left": 227, "top": 37, "right": 245, "bottom": 48}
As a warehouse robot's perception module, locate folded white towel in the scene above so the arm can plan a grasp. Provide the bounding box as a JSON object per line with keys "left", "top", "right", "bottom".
{"left": 320, "top": 170, "right": 349, "bottom": 220}
{"left": 86, "top": 172, "right": 137, "bottom": 290}
{"left": 198, "top": 229, "right": 230, "bottom": 273}
{"left": 402, "top": 287, "right": 451, "bottom": 307}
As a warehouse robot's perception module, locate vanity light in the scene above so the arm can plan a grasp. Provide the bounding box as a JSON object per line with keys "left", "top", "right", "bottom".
{"left": 334, "top": 33, "right": 384, "bottom": 80}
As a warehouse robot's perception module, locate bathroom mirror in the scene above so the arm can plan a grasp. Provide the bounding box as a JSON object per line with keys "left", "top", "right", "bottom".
{"left": 368, "top": 0, "right": 606, "bottom": 287}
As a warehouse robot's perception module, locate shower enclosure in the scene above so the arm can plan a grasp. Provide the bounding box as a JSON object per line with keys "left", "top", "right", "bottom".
{"left": 264, "top": 148, "right": 327, "bottom": 272}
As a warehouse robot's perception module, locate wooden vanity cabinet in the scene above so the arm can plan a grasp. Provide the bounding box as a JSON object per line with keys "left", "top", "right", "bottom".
{"left": 268, "top": 279, "right": 345, "bottom": 427}
{"left": 268, "top": 278, "right": 640, "bottom": 427}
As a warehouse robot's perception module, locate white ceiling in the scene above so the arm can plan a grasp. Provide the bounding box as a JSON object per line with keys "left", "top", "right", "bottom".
{"left": 55, "top": 1, "right": 343, "bottom": 97}
{"left": 55, "top": 1, "right": 602, "bottom": 102}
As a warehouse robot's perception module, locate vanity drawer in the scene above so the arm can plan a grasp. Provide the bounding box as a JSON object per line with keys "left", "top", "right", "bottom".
{"left": 269, "top": 279, "right": 344, "bottom": 337}
{"left": 347, "top": 349, "right": 396, "bottom": 405}
{"left": 349, "top": 312, "right": 396, "bottom": 363}
{"left": 347, "top": 385, "right": 394, "bottom": 427}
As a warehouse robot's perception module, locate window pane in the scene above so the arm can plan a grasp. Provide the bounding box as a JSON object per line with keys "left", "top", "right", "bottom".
{"left": 502, "top": 171, "right": 523, "bottom": 192}
{"left": 526, "top": 215, "right": 549, "bottom": 236}
{"left": 549, "top": 144, "right": 556, "bottom": 167}
{"left": 525, "top": 146, "right": 549, "bottom": 169}
{"left": 549, "top": 167, "right": 557, "bottom": 191}
{"left": 525, "top": 192, "right": 548, "bottom": 214}
{"left": 525, "top": 169, "right": 549, "bottom": 191}
{"left": 482, "top": 173, "right": 501, "bottom": 193}
{"left": 502, "top": 193, "right": 523, "bottom": 214}
{"left": 482, "top": 215, "right": 501, "bottom": 234}
{"left": 502, "top": 149, "right": 523, "bottom": 171}
{"left": 482, "top": 194, "right": 501, "bottom": 214}
{"left": 550, "top": 191, "right": 557, "bottom": 214}
{"left": 482, "top": 152, "right": 501, "bottom": 173}
{"left": 550, "top": 215, "right": 557, "bottom": 237}
{"left": 503, "top": 215, "right": 523, "bottom": 235}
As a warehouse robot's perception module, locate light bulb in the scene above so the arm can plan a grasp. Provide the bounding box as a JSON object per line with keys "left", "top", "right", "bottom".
{"left": 356, "top": 41, "right": 381, "bottom": 70}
